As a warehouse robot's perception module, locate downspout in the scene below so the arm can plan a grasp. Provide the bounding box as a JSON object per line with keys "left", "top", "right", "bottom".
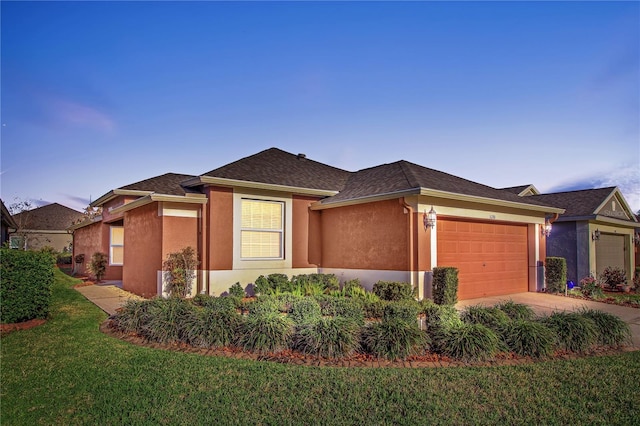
{"left": 200, "top": 197, "right": 210, "bottom": 295}
{"left": 400, "top": 198, "right": 416, "bottom": 290}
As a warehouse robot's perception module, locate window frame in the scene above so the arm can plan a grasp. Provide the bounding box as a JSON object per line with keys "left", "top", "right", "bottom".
{"left": 109, "top": 226, "right": 124, "bottom": 266}
{"left": 240, "top": 198, "right": 285, "bottom": 260}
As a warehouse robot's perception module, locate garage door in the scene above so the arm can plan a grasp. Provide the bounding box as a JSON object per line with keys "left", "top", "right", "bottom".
{"left": 437, "top": 219, "right": 529, "bottom": 300}
{"left": 595, "top": 233, "right": 626, "bottom": 277}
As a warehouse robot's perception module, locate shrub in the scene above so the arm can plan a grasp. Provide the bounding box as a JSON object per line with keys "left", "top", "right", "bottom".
{"left": 360, "top": 319, "right": 428, "bottom": 360}
{"left": 142, "top": 297, "right": 197, "bottom": 344}
{"left": 545, "top": 257, "right": 567, "bottom": 293}
{"left": 501, "top": 320, "right": 555, "bottom": 358}
{"left": 372, "top": 281, "right": 414, "bottom": 301}
{"left": 247, "top": 297, "right": 281, "bottom": 315}
{"left": 342, "top": 278, "right": 363, "bottom": 296}
{"left": 56, "top": 251, "right": 73, "bottom": 265}
{"left": 578, "top": 309, "right": 631, "bottom": 348}
{"left": 362, "top": 299, "right": 388, "bottom": 319}
{"left": 88, "top": 252, "right": 108, "bottom": 282}
{"left": 228, "top": 282, "right": 245, "bottom": 298}
{"left": 579, "top": 276, "right": 604, "bottom": 298}
{"left": 438, "top": 323, "right": 500, "bottom": 362}
{"left": 318, "top": 297, "right": 365, "bottom": 326}
{"left": 600, "top": 266, "right": 627, "bottom": 290}
{"left": 162, "top": 247, "right": 198, "bottom": 298}
{"left": 293, "top": 317, "right": 361, "bottom": 358}
{"left": 423, "top": 303, "right": 463, "bottom": 336}
{"left": 236, "top": 312, "right": 294, "bottom": 354}
{"left": 494, "top": 300, "right": 535, "bottom": 321}
{"left": 192, "top": 294, "right": 238, "bottom": 311}
{"left": 541, "top": 312, "right": 598, "bottom": 353}
{"left": 461, "top": 305, "right": 511, "bottom": 332}
{"left": 254, "top": 273, "right": 290, "bottom": 295}
{"left": 288, "top": 298, "right": 322, "bottom": 325}
{"left": 383, "top": 300, "right": 420, "bottom": 325}
{"left": 111, "top": 299, "right": 156, "bottom": 333}
{"left": 0, "top": 249, "right": 55, "bottom": 323}
{"left": 432, "top": 267, "right": 459, "bottom": 305}
{"left": 184, "top": 305, "right": 242, "bottom": 348}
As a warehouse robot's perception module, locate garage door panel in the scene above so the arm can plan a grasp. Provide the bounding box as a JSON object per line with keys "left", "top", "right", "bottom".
{"left": 437, "top": 219, "right": 528, "bottom": 300}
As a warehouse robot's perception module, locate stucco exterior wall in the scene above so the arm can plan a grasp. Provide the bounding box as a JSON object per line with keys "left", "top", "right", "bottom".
{"left": 23, "top": 231, "right": 73, "bottom": 252}
{"left": 206, "top": 186, "right": 233, "bottom": 270}
{"left": 72, "top": 221, "right": 122, "bottom": 280}
{"left": 320, "top": 199, "right": 408, "bottom": 271}
{"left": 292, "top": 195, "right": 322, "bottom": 268}
{"left": 123, "top": 203, "right": 162, "bottom": 297}
{"left": 546, "top": 221, "right": 578, "bottom": 282}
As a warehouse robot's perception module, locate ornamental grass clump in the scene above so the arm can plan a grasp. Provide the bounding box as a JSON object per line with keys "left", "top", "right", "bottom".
{"left": 541, "top": 312, "right": 598, "bottom": 353}
{"left": 319, "top": 297, "right": 365, "bottom": 326}
{"left": 461, "top": 305, "right": 511, "bottom": 332}
{"left": 495, "top": 300, "right": 535, "bottom": 321}
{"left": 360, "top": 319, "right": 429, "bottom": 360}
{"left": 111, "top": 299, "right": 156, "bottom": 333}
{"left": 383, "top": 300, "right": 421, "bottom": 325}
{"left": 438, "top": 323, "right": 500, "bottom": 362}
{"left": 578, "top": 308, "right": 631, "bottom": 348}
{"left": 183, "top": 304, "right": 242, "bottom": 348}
{"left": 142, "top": 297, "right": 197, "bottom": 344}
{"left": 247, "top": 297, "right": 281, "bottom": 315}
{"left": 362, "top": 299, "right": 388, "bottom": 319}
{"left": 293, "top": 317, "right": 361, "bottom": 358}
{"left": 423, "top": 303, "right": 463, "bottom": 337}
{"left": 288, "top": 297, "right": 322, "bottom": 325}
{"left": 236, "top": 312, "right": 294, "bottom": 354}
{"left": 501, "top": 320, "right": 555, "bottom": 358}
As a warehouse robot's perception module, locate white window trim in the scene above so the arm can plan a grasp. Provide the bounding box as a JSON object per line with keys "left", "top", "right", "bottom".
{"left": 110, "top": 226, "right": 124, "bottom": 266}
{"left": 233, "top": 190, "right": 292, "bottom": 270}
{"left": 9, "top": 235, "right": 25, "bottom": 250}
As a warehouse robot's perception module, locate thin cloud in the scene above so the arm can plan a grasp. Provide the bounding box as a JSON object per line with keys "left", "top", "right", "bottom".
{"left": 50, "top": 98, "right": 115, "bottom": 132}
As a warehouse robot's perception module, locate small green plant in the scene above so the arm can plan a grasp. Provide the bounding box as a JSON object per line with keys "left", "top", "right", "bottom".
{"left": 360, "top": 319, "right": 428, "bottom": 360}
{"left": 247, "top": 297, "right": 282, "bottom": 315}
{"left": 162, "top": 247, "right": 199, "bottom": 298}
{"left": 289, "top": 298, "right": 322, "bottom": 325}
{"left": 461, "top": 305, "right": 511, "bottom": 332}
{"left": 254, "top": 273, "right": 291, "bottom": 295}
{"left": 432, "top": 267, "right": 459, "bottom": 305}
{"left": 501, "top": 320, "right": 555, "bottom": 358}
{"left": 141, "top": 297, "right": 197, "bottom": 344}
{"left": 600, "top": 266, "right": 627, "bottom": 291}
{"left": 362, "top": 299, "right": 388, "bottom": 319}
{"left": 88, "top": 252, "right": 109, "bottom": 282}
{"left": 383, "top": 300, "right": 420, "bottom": 325}
{"left": 494, "top": 300, "right": 535, "bottom": 321}
{"left": 228, "top": 282, "right": 245, "bottom": 298}
{"left": 578, "top": 308, "right": 631, "bottom": 348}
{"left": 545, "top": 257, "right": 567, "bottom": 293}
{"left": 541, "top": 312, "right": 598, "bottom": 353}
{"left": 423, "top": 303, "right": 463, "bottom": 336}
{"left": 318, "top": 297, "right": 365, "bottom": 326}
{"left": 438, "top": 323, "right": 500, "bottom": 362}
{"left": 236, "top": 312, "right": 294, "bottom": 354}
{"left": 372, "top": 281, "right": 414, "bottom": 301}
{"left": 293, "top": 317, "right": 361, "bottom": 358}
{"left": 579, "top": 276, "right": 603, "bottom": 298}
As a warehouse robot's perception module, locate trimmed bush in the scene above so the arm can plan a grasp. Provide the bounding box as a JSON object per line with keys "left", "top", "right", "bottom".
{"left": 578, "top": 309, "right": 631, "bottom": 348}
{"left": 362, "top": 299, "right": 388, "bottom": 319}
{"left": 228, "top": 282, "right": 245, "bottom": 298}
{"left": 541, "top": 312, "right": 598, "bottom": 353}
{"left": 293, "top": 317, "right": 361, "bottom": 358}
{"left": 438, "top": 323, "right": 500, "bottom": 362}
{"left": 501, "top": 320, "right": 555, "bottom": 358}
{"left": 494, "top": 300, "right": 535, "bottom": 321}
{"left": 432, "top": 267, "right": 459, "bottom": 305}
{"left": 142, "top": 297, "right": 197, "bottom": 344}
{"left": 289, "top": 298, "right": 322, "bottom": 325}
{"left": 461, "top": 305, "right": 511, "bottom": 331}
{"left": 236, "top": 312, "right": 294, "bottom": 354}
{"left": 254, "top": 273, "right": 291, "bottom": 296}
{"left": 545, "top": 257, "right": 567, "bottom": 293}
{"left": 361, "top": 319, "right": 428, "bottom": 360}
{"left": 372, "top": 281, "right": 414, "bottom": 301}
{"left": 319, "top": 297, "right": 365, "bottom": 325}
{"left": 383, "top": 300, "right": 420, "bottom": 325}
{"left": 0, "top": 249, "right": 55, "bottom": 323}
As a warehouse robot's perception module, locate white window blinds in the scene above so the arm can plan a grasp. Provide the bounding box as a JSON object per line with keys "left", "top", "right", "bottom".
{"left": 240, "top": 199, "right": 283, "bottom": 259}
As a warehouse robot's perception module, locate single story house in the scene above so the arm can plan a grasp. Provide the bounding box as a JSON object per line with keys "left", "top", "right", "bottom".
{"left": 1, "top": 199, "right": 18, "bottom": 246}
{"left": 520, "top": 186, "right": 637, "bottom": 284}
{"left": 72, "top": 148, "right": 565, "bottom": 300}
{"left": 10, "top": 203, "right": 84, "bottom": 252}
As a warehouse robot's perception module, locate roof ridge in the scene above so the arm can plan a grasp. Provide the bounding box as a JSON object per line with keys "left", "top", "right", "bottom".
{"left": 535, "top": 186, "right": 616, "bottom": 197}
{"left": 398, "top": 161, "right": 421, "bottom": 188}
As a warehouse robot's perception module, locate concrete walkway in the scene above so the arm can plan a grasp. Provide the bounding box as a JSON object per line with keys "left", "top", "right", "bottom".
{"left": 75, "top": 281, "right": 144, "bottom": 316}
{"left": 456, "top": 292, "right": 640, "bottom": 348}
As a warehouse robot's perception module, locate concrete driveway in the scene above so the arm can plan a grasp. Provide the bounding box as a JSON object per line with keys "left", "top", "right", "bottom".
{"left": 456, "top": 292, "right": 640, "bottom": 349}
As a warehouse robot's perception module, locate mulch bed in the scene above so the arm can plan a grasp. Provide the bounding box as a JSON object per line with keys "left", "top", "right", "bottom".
{"left": 99, "top": 319, "right": 635, "bottom": 369}
{"left": 0, "top": 318, "right": 47, "bottom": 336}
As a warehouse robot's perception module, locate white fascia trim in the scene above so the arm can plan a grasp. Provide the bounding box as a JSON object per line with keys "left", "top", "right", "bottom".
{"left": 592, "top": 188, "right": 637, "bottom": 222}
{"left": 90, "top": 189, "right": 154, "bottom": 207}
{"left": 310, "top": 189, "right": 421, "bottom": 210}
{"left": 555, "top": 215, "right": 638, "bottom": 227}
{"left": 185, "top": 176, "right": 339, "bottom": 197}
{"left": 419, "top": 188, "right": 565, "bottom": 214}
{"left": 68, "top": 216, "right": 103, "bottom": 231}
{"left": 109, "top": 194, "right": 207, "bottom": 215}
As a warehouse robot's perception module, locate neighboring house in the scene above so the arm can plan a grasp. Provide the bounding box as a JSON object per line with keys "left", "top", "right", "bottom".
{"left": 72, "top": 148, "right": 564, "bottom": 299}
{"left": 1, "top": 199, "right": 18, "bottom": 246}
{"left": 505, "top": 186, "right": 638, "bottom": 284}
{"left": 10, "top": 203, "right": 85, "bottom": 252}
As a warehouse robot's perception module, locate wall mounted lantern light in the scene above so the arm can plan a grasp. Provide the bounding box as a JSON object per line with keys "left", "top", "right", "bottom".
{"left": 541, "top": 219, "right": 552, "bottom": 237}
{"left": 423, "top": 206, "right": 437, "bottom": 231}
{"left": 592, "top": 229, "right": 601, "bottom": 241}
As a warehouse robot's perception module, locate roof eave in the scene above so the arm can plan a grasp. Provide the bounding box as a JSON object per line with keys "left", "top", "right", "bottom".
{"left": 68, "top": 216, "right": 102, "bottom": 231}
{"left": 185, "top": 176, "right": 339, "bottom": 197}
{"left": 90, "top": 189, "right": 154, "bottom": 207}
{"left": 310, "top": 188, "right": 421, "bottom": 210}
{"left": 556, "top": 214, "right": 639, "bottom": 228}
{"left": 109, "top": 194, "right": 208, "bottom": 215}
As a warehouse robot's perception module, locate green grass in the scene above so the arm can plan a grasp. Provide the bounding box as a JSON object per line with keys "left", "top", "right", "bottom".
{"left": 2, "top": 270, "right": 640, "bottom": 425}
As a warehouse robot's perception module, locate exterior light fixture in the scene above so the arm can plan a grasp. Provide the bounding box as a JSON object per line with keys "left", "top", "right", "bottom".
{"left": 592, "top": 229, "right": 600, "bottom": 241}
{"left": 541, "top": 219, "right": 552, "bottom": 237}
{"left": 423, "top": 206, "right": 437, "bottom": 230}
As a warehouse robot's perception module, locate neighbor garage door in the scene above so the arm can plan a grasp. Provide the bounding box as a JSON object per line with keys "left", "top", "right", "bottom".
{"left": 595, "top": 233, "right": 626, "bottom": 277}
{"left": 437, "top": 219, "right": 529, "bottom": 300}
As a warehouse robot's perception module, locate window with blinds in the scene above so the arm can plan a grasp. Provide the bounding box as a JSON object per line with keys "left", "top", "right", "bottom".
{"left": 240, "top": 199, "right": 284, "bottom": 259}
{"left": 110, "top": 226, "right": 124, "bottom": 265}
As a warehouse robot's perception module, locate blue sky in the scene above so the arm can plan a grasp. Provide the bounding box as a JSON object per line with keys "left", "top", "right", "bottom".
{"left": 2, "top": 1, "right": 639, "bottom": 213}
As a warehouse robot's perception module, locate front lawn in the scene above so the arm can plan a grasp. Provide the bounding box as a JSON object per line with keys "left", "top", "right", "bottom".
{"left": 2, "top": 270, "right": 639, "bottom": 425}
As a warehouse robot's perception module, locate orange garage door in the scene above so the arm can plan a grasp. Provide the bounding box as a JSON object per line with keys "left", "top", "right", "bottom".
{"left": 437, "top": 219, "right": 529, "bottom": 300}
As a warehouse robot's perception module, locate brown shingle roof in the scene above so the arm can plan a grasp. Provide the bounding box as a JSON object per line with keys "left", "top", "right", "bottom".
{"left": 501, "top": 185, "right": 535, "bottom": 195}
{"left": 202, "top": 148, "right": 351, "bottom": 191}
{"left": 12, "top": 203, "right": 84, "bottom": 231}
{"left": 119, "top": 173, "right": 199, "bottom": 196}
{"left": 321, "top": 161, "right": 558, "bottom": 208}
{"left": 1, "top": 199, "right": 18, "bottom": 229}
{"left": 529, "top": 187, "right": 616, "bottom": 217}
